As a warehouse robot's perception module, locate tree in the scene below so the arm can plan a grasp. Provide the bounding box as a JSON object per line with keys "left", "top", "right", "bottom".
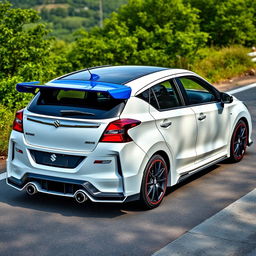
{"left": 69, "top": 0, "right": 208, "bottom": 69}
{"left": 0, "top": 1, "right": 57, "bottom": 108}
{"left": 211, "top": 0, "right": 256, "bottom": 45}
{"left": 184, "top": 0, "right": 256, "bottom": 46}
{"left": 0, "top": 1, "right": 52, "bottom": 81}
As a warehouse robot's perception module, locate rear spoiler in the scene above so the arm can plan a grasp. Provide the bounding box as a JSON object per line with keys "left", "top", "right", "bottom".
{"left": 16, "top": 80, "right": 131, "bottom": 99}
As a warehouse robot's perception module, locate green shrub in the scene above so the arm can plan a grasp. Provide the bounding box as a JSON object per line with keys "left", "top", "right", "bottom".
{"left": 191, "top": 46, "right": 256, "bottom": 82}
{"left": 0, "top": 76, "right": 33, "bottom": 109}
{"left": 0, "top": 105, "right": 15, "bottom": 156}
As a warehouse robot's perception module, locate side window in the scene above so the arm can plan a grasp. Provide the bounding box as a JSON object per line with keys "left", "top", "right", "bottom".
{"left": 178, "top": 77, "right": 217, "bottom": 105}
{"left": 137, "top": 88, "right": 159, "bottom": 109}
{"left": 137, "top": 89, "right": 149, "bottom": 103}
{"left": 151, "top": 80, "right": 181, "bottom": 110}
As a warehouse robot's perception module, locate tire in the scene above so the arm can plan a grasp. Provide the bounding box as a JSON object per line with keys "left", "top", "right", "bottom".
{"left": 140, "top": 155, "right": 168, "bottom": 209}
{"left": 229, "top": 120, "right": 248, "bottom": 163}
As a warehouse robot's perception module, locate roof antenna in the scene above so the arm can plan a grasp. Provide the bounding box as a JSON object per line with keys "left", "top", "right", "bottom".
{"left": 87, "top": 67, "right": 100, "bottom": 81}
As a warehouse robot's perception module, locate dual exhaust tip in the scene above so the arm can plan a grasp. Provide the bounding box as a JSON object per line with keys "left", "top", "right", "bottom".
{"left": 74, "top": 191, "right": 88, "bottom": 203}
{"left": 26, "top": 183, "right": 37, "bottom": 195}
{"left": 25, "top": 183, "right": 88, "bottom": 203}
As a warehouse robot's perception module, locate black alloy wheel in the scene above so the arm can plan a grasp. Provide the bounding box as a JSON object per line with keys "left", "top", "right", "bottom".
{"left": 229, "top": 120, "right": 248, "bottom": 162}
{"left": 140, "top": 155, "right": 168, "bottom": 209}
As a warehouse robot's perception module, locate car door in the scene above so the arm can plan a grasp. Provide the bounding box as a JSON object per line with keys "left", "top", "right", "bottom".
{"left": 146, "top": 79, "right": 197, "bottom": 174}
{"left": 176, "top": 76, "right": 231, "bottom": 163}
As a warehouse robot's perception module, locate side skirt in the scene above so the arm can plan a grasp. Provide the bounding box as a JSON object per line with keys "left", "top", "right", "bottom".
{"left": 177, "top": 155, "right": 228, "bottom": 184}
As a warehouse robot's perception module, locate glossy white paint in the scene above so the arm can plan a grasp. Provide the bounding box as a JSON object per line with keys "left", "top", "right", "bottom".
{"left": 6, "top": 67, "right": 253, "bottom": 204}
{"left": 192, "top": 102, "right": 231, "bottom": 163}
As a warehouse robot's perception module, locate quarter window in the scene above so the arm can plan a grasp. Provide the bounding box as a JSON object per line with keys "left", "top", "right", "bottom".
{"left": 137, "top": 89, "right": 149, "bottom": 103}
{"left": 137, "top": 88, "right": 159, "bottom": 109}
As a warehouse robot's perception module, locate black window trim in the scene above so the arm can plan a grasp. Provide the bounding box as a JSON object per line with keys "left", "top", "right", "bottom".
{"left": 172, "top": 78, "right": 186, "bottom": 106}
{"left": 137, "top": 78, "right": 186, "bottom": 112}
{"left": 150, "top": 88, "right": 161, "bottom": 110}
{"left": 134, "top": 72, "right": 190, "bottom": 95}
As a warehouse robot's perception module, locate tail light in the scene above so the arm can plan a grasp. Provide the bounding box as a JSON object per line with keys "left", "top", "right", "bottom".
{"left": 13, "top": 109, "right": 24, "bottom": 133}
{"left": 100, "top": 119, "right": 141, "bottom": 143}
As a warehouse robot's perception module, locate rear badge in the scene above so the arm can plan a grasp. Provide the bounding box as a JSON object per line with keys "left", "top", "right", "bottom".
{"left": 25, "top": 132, "right": 35, "bottom": 136}
{"left": 84, "top": 141, "right": 95, "bottom": 144}
{"left": 53, "top": 120, "right": 60, "bottom": 128}
{"left": 50, "top": 154, "right": 57, "bottom": 162}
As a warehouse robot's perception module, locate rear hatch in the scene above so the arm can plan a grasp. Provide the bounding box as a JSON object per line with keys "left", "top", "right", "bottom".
{"left": 24, "top": 88, "right": 125, "bottom": 152}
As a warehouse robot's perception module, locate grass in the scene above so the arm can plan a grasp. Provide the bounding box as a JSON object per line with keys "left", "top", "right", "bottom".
{"left": 35, "top": 4, "right": 69, "bottom": 11}
{"left": 191, "top": 46, "right": 256, "bottom": 83}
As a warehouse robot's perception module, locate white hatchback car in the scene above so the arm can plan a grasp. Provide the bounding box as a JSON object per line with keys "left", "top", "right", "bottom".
{"left": 7, "top": 66, "right": 253, "bottom": 209}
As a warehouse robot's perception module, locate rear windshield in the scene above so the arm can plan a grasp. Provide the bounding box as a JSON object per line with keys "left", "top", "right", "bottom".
{"left": 28, "top": 89, "right": 125, "bottom": 119}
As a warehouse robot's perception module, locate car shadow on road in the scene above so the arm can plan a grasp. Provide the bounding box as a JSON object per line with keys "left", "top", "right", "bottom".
{"left": 0, "top": 163, "right": 226, "bottom": 218}
{"left": 0, "top": 181, "right": 132, "bottom": 218}
{"left": 166, "top": 164, "right": 221, "bottom": 196}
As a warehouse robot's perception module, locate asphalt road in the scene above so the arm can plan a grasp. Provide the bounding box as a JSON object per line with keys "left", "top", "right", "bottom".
{"left": 0, "top": 86, "right": 255, "bottom": 256}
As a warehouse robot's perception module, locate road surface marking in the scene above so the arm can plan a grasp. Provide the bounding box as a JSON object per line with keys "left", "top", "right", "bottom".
{"left": 228, "top": 82, "right": 256, "bottom": 94}
{"left": 0, "top": 172, "right": 6, "bottom": 181}
{"left": 153, "top": 188, "right": 256, "bottom": 256}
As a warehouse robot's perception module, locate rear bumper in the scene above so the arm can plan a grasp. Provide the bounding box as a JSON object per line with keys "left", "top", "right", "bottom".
{"left": 7, "top": 130, "right": 148, "bottom": 202}
{"left": 7, "top": 174, "right": 127, "bottom": 203}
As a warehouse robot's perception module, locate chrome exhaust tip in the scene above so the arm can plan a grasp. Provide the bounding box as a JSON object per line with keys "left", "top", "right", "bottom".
{"left": 26, "top": 183, "right": 37, "bottom": 195}
{"left": 74, "top": 191, "right": 88, "bottom": 203}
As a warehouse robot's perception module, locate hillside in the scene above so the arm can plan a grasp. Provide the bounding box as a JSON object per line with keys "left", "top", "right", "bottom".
{"left": 9, "top": 0, "right": 128, "bottom": 41}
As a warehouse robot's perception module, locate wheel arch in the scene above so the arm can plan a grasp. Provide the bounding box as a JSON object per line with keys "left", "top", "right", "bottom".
{"left": 228, "top": 101, "right": 252, "bottom": 146}
{"left": 227, "top": 111, "right": 251, "bottom": 158}
{"left": 230, "top": 113, "right": 251, "bottom": 143}
{"left": 129, "top": 140, "right": 174, "bottom": 193}
{"left": 144, "top": 142, "right": 175, "bottom": 187}
{"left": 151, "top": 150, "right": 170, "bottom": 174}
{"left": 239, "top": 117, "right": 249, "bottom": 145}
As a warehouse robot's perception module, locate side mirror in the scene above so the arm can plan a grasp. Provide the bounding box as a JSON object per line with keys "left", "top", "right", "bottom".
{"left": 220, "top": 92, "right": 233, "bottom": 104}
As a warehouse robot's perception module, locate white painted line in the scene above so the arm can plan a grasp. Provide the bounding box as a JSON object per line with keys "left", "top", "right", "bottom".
{"left": 0, "top": 172, "right": 7, "bottom": 181}
{"left": 248, "top": 52, "right": 256, "bottom": 57}
{"left": 228, "top": 82, "right": 256, "bottom": 94}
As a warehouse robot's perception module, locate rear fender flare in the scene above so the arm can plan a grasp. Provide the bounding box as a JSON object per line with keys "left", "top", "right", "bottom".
{"left": 138, "top": 142, "right": 175, "bottom": 187}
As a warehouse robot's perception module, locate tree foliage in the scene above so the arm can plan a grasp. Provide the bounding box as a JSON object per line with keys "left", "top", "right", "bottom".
{"left": 0, "top": 0, "right": 256, "bottom": 156}
{"left": 0, "top": 1, "right": 51, "bottom": 81}
{"left": 9, "top": 0, "right": 128, "bottom": 40}
{"left": 69, "top": 0, "right": 208, "bottom": 69}
{"left": 184, "top": 0, "right": 256, "bottom": 46}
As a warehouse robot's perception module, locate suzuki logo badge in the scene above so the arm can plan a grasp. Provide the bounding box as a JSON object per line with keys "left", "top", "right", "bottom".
{"left": 50, "top": 154, "right": 57, "bottom": 162}
{"left": 53, "top": 120, "right": 60, "bottom": 128}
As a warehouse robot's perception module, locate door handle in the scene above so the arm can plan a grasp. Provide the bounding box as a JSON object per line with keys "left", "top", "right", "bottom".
{"left": 198, "top": 113, "right": 206, "bottom": 121}
{"left": 160, "top": 121, "right": 172, "bottom": 128}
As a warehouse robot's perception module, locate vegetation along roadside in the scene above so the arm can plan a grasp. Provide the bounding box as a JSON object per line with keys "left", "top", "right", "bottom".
{"left": 0, "top": 0, "right": 256, "bottom": 156}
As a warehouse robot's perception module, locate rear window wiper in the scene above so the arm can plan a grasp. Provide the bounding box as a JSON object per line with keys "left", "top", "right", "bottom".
{"left": 60, "top": 110, "right": 95, "bottom": 116}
